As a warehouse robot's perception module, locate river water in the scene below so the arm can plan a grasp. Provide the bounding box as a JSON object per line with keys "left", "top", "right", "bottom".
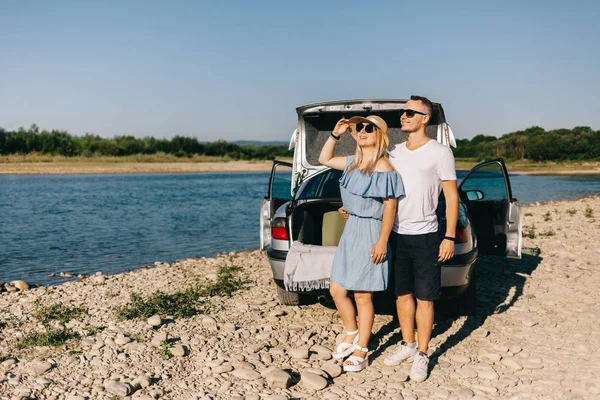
{"left": 1, "top": 171, "right": 599, "bottom": 285}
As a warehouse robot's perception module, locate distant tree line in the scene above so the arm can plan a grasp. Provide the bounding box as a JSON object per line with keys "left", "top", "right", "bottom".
{"left": 454, "top": 126, "right": 600, "bottom": 161}
{"left": 2, "top": 124, "right": 599, "bottom": 162}
{"left": 0, "top": 124, "right": 292, "bottom": 159}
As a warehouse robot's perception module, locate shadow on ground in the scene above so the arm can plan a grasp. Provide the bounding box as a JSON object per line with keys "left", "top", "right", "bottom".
{"left": 297, "top": 249, "right": 542, "bottom": 368}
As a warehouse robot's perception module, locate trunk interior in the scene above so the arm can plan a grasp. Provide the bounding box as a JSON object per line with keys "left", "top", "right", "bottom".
{"left": 291, "top": 200, "right": 346, "bottom": 246}
{"left": 302, "top": 109, "right": 441, "bottom": 166}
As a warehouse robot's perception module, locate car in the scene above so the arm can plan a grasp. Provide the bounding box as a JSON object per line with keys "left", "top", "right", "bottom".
{"left": 260, "top": 99, "right": 523, "bottom": 315}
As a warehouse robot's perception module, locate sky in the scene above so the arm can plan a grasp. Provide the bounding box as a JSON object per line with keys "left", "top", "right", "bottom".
{"left": 1, "top": 0, "right": 599, "bottom": 142}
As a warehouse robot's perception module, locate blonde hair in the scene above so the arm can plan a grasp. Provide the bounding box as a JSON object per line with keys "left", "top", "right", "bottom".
{"left": 347, "top": 126, "right": 389, "bottom": 174}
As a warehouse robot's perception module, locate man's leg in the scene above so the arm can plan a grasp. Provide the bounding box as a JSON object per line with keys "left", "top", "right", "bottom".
{"left": 396, "top": 293, "right": 416, "bottom": 343}
{"left": 384, "top": 234, "right": 418, "bottom": 366}
{"left": 415, "top": 298, "right": 434, "bottom": 353}
{"left": 410, "top": 232, "right": 442, "bottom": 382}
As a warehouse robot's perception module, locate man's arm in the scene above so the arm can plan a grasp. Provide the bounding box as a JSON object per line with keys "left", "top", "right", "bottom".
{"left": 439, "top": 180, "right": 458, "bottom": 262}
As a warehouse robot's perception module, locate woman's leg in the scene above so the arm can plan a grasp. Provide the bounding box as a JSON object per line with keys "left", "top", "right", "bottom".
{"left": 345, "top": 290, "right": 374, "bottom": 365}
{"left": 330, "top": 281, "right": 358, "bottom": 346}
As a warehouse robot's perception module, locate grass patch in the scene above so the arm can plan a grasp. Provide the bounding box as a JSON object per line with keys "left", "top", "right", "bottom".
{"left": 13, "top": 328, "right": 80, "bottom": 350}
{"left": 0, "top": 321, "right": 6, "bottom": 330}
{"left": 0, "top": 354, "right": 12, "bottom": 362}
{"left": 543, "top": 211, "right": 552, "bottom": 222}
{"left": 116, "top": 265, "right": 246, "bottom": 321}
{"left": 539, "top": 229, "right": 556, "bottom": 237}
{"left": 524, "top": 212, "right": 533, "bottom": 217}
{"left": 85, "top": 325, "right": 105, "bottom": 335}
{"left": 68, "top": 350, "right": 82, "bottom": 356}
{"left": 159, "top": 341, "right": 172, "bottom": 360}
{"left": 566, "top": 208, "right": 577, "bottom": 216}
{"left": 34, "top": 301, "right": 84, "bottom": 324}
{"left": 125, "top": 332, "right": 144, "bottom": 342}
{"left": 585, "top": 206, "right": 594, "bottom": 218}
{"left": 117, "top": 288, "right": 209, "bottom": 320}
{"left": 523, "top": 225, "right": 536, "bottom": 239}
{"left": 197, "top": 265, "right": 246, "bottom": 297}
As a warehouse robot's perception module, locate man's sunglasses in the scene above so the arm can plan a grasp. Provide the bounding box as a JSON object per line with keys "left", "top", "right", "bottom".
{"left": 355, "top": 123, "right": 375, "bottom": 133}
{"left": 400, "top": 109, "right": 427, "bottom": 118}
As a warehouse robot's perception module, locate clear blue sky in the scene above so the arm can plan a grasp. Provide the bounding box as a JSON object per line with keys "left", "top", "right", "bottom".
{"left": 1, "top": 0, "right": 598, "bottom": 141}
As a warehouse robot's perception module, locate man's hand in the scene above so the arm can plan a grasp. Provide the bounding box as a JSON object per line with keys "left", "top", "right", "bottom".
{"left": 338, "top": 206, "right": 349, "bottom": 220}
{"left": 438, "top": 239, "right": 454, "bottom": 262}
{"left": 371, "top": 240, "right": 387, "bottom": 264}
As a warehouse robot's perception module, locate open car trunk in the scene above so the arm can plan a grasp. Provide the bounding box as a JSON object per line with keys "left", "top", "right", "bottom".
{"left": 291, "top": 200, "right": 346, "bottom": 246}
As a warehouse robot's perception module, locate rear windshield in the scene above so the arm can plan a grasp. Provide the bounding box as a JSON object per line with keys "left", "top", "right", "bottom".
{"left": 297, "top": 169, "right": 343, "bottom": 200}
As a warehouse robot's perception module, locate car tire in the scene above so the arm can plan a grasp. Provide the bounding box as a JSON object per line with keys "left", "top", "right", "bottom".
{"left": 277, "top": 286, "right": 301, "bottom": 306}
{"left": 454, "top": 268, "right": 477, "bottom": 316}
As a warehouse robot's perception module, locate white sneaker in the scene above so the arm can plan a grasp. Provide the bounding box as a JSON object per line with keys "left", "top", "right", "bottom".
{"left": 410, "top": 351, "right": 430, "bottom": 382}
{"left": 383, "top": 341, "right": 418, "bottom": 366}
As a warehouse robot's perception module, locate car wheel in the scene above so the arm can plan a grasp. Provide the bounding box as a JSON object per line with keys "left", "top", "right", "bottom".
{"left": 277, "top": 286, "right": 301, "bottom": 306}
{"left": 453, "top": 268, "right": 477, "bottom": 316}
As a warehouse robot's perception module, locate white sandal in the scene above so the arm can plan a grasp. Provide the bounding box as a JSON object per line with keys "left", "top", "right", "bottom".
{"left": 332, "top": 329, "right": 359, "bottom": 360}
{"left": 343, "top": 345, "right": 369, "bottom": 372}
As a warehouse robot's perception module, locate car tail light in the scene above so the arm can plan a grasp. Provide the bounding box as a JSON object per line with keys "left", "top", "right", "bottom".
{"left": 455, "top": 228, "right": 468, "bottom": 244}
{"left": 271, "top": 217, "right": 289, "bottom": 241}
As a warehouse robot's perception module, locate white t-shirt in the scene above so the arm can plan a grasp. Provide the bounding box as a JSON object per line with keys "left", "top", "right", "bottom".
{"left": 389, "top": 140, "right": 456, "bottom": 235}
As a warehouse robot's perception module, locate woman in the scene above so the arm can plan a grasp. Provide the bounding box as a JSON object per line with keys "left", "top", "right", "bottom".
{"left": 318, "top": 115, "right": 403, "bottom": 372}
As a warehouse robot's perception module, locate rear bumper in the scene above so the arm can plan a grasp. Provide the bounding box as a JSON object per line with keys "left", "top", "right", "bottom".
{"left": 267, "top": 248, "right": 287, "bottom": 281}
{"left": 267, "top": 247, "right": 478, "bottom": 297}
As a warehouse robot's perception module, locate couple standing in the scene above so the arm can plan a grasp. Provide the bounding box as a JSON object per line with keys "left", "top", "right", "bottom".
{"left": 318, "top": 96, "right": 459, "bottom": 381}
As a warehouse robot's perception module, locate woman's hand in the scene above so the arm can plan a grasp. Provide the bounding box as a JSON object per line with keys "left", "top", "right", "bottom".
{"left": 371, "top": 240, "right": 387, "bottom": 264}
{"left": 338, "top": 206, "right": 349, "bottom": 220}
{"left": 333, "top": 118, "right": 350, "bottom": 136}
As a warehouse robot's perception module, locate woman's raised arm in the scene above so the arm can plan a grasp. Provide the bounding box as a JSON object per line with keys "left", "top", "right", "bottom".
{"left": 318, "top": 118, "right": 350, "bottom": 171}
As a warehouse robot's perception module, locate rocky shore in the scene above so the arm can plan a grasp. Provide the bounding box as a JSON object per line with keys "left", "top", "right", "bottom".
{"left": 1, "top": 196, "right": 599, "bottom": 399}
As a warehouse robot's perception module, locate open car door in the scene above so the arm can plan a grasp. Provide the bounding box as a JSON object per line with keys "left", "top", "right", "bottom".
{"left": 459, "top": 159, "right": 522, "bottom": 258}
{"left": 260, "top": 160, "right": 293, "bottom": 250}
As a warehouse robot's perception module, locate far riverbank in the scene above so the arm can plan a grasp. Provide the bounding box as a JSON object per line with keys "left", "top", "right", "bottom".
{"left": 1, "top": 157, "right": 600, "bottom": 175}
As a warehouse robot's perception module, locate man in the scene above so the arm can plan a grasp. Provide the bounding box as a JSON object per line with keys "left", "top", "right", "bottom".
{"left": 382, "top": 95, "right": 459, "bottom": 382}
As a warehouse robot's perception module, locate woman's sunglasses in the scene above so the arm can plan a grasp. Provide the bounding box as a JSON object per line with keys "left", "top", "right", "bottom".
{"left": 355, "top": 123, "right": 375, "bottom": 134}
{"left": 400, "top": 109, "right": 427, "bottom": 118}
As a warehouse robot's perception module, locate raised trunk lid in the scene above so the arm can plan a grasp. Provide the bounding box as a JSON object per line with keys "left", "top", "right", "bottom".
{"left": 292, "top": 99, "right": 450, "bottom": 192}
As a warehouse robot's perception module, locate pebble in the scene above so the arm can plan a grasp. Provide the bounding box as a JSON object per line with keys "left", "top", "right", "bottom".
{"left": 301, "top": 371, "right": 328, "bottom": 390}
{"left": 477, "top": 368, "right": 499, "bottom": 380}
{"left": 10, "top": 280, "right": 29, "bottom": 291}
{"left": 322, "top": 362, "right": 343, "bottom": 378}
{"left": 457, "top": 388, "right": 474, "bottom": 399}
{"left": 147, "top": 315, "right": 162, "bottom": 327}
{"left": 170, "top": 344, "right": 186, "bottom": 357}
{"left": 28, "top": 361, "right": 53, "bottom": 375}
{"left": 104, "top": 380, "right": 134, "bottom": 397}
{"left": 212, "top": 364, "right": 233, "bottom": 374}
{"left": 114, "top": 335, "right": 131, "bottom": 346}
{"left": 501, "top": 358, "right": 523, "bottom": 371}
{"left": 288, "top": 348, "right": 309, "bottom": 359}
{"left": 229, "top": 369, "right": 261, "bottom": 380}
{"left": 264, "top": 368, "right": 292, "bottom": 389}
{"left": 451, "top": 354, "right": 471, "bottom": 364}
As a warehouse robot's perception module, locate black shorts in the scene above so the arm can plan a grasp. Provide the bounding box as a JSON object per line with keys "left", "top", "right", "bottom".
{"left": 390, "top": 231, "right": 441, "bottom": 301}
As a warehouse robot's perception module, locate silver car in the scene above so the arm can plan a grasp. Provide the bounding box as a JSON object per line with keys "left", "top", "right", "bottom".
{"left": 260, "top": 99, "right": 523, "bottom": 315}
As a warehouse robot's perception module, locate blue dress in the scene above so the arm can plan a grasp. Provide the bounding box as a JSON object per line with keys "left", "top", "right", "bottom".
{"left": 330, "top": 156, "right": 404, "bottom": 291}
